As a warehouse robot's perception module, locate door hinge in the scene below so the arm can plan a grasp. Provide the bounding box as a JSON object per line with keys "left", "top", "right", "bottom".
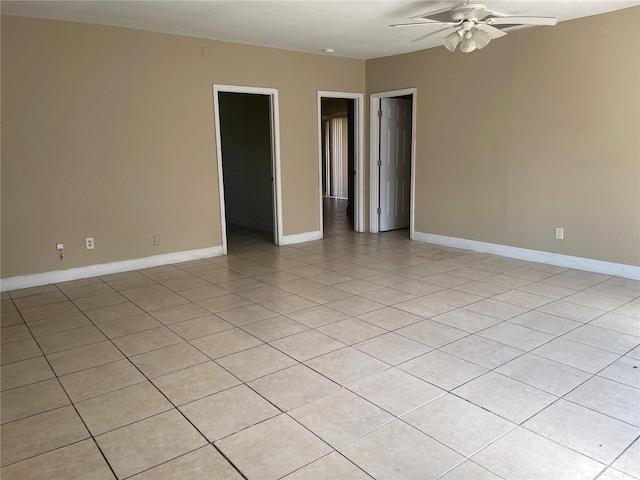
{"left": 377, "top": 110, "right": 382, "bottom": 117}
{"left": 377, "top": 160, "right": 382, "bottom": 167}
{"left": 376, "top": 207, "right": 381, "bottom": 214}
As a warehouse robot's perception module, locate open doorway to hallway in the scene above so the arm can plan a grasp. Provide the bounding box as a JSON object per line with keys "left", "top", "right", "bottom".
{"left": 317, "top": 91, "right": 364, "bottom": 237}
{"left": 321, "top": 98, "right": 354, "bottom": 235}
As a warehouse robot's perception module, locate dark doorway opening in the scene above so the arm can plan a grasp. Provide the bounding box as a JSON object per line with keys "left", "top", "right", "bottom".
{"left": 218, "top": 92, "right": 275, "bottom": 247}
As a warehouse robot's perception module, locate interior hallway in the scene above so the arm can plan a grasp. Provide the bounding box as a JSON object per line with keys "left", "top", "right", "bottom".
{"left": 1, "top": 201, "right": 639, "bottom": 479}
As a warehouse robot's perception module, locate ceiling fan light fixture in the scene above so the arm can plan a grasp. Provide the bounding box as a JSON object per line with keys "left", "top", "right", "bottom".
{"left": 398, "top": 3, "right": 558, "bottom": 54}
{"left": 471, "top": 28, "right": 492, "bottom": 49}
{"left": 459, "top": 30, "right": 476, "bottom": 53}
{"left": 442, "top": 30, "right": 462, "bottom": 52}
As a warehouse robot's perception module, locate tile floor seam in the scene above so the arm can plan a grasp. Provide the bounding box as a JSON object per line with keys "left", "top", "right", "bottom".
{"left": 36, "top": 301, "right": 247, "bottom": 455}
{"left": 535, "top": 375, "right": 640, "bottom": 437}
{"left": 534, "top": 337, "right": 632, "bottom": 375}
{"left": 279, "top": 450, "right": 370, "bottom": 480}
{"left": 515, "top": 421, "right": 618, "bottom": 469}
{"left": 0, "top": 437, "right": 95, "bottom": 471}
{"left": 607, "top": 434, "right": 640, "bottom": 468}
{"left": 431, "top": 424, "right": 520, "bottom": 480}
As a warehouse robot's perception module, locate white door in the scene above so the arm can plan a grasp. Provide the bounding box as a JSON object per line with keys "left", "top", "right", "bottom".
{"left": 378, "top": 97, "right": 412, "bottom": 231}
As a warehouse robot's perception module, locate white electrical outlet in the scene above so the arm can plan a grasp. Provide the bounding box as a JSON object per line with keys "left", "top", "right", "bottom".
{"left": 85, "top": 237, "right": 95, "bottom": 249}
{"left": 555, "top": 228, "right": 564, "bottom": 240}
{"left": 56, "top": 242, "right": 64, "bottom": 250}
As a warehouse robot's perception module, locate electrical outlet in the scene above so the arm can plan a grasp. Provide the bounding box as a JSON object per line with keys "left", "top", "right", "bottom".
{"left": 85, "top": 237, "right": 95, "bottom": 249}
{"left": 153, "top": 235, "right": 160, "bottom": 246}
{"left": 555, "top": 227, "right": 564, "bottom": 240}
{"left": 56, "top": 242, "right": 64, "bottom": 250}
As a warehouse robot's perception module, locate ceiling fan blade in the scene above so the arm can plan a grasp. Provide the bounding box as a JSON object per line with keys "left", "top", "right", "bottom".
{"left": 486, "top": 16, "right": 557, "bottom": 26}
{"left": 410, "top": 9, "right": 453, "bottom": 23}
{"left": 411, "top": 27, "right": 456, "bottom": 43}
{"left": 476, "top": 23, "right": 507, "bottom": 39}
{"left": 390, "top": 21, "right": 459, "bottom": 28}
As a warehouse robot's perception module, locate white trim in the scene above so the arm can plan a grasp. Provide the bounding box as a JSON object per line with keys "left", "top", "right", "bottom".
{"left": 412, "top": 231, "right": 640, "bottom": 280}
{"left": 369, "top": 88, "right": 417, "bottom": 236}
{"left": 281, "top": 231, "right": 323, "bottom": 245}
{"left": 213, "top": 84, "right": 284, "bottom": 248}
{"left": 271, "top": 91, "right": 284, "bottom": 245}
{"left": 0, "top": 246, "right": 224, "bottom": 292}
{"left": 317, "top": 91, "right": 365, "bottom": 233}
{"left": 212, "top": 87, "right": 228, "bottom": 255}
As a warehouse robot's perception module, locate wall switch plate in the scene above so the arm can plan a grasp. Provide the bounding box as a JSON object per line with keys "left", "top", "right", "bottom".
{"left": 85, "top": 237, "right": 95, "bottom": 249}
{"left": 555, "top": 227, "right": 564, "bottom": 240}
{"left": 153, "top": 235, "right": 160, "bottom": 246}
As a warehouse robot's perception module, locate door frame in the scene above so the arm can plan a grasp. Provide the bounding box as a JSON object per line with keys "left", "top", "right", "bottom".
{"left": 317, "top": 91, "right": 365, "bottom": 233}
{"left": 213, "top": 84, "right": 283, "bottom": 254}
{"left": 369, "top": 88, "right": 417, "bottom": 236}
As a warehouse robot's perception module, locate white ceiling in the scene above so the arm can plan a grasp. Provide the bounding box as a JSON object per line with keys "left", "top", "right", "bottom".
{"left": 2, "top": 0, "right": 638, "bottom": 59}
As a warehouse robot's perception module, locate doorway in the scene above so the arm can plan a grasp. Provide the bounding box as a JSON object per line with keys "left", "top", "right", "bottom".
{"left": 369, "top": 89, "right": 416, "bottom": 235}
{"left": 317, "top": 91, "right": 364, "bottom": 235}
{"left": 322, "top": 112, "right": 349, "bottom": 201}
{"left": 213, "top": 85, "right": 283, "bottom": 254}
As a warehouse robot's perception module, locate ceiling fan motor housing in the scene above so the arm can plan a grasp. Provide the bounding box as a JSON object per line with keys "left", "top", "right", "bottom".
{"left": 450, "top": 4, "right": 490, "bottom": 21}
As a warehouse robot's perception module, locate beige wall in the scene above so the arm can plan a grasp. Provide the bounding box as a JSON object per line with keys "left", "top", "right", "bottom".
{"left": 1, "top": 15, "right": 365, "bottom": 277}
{"left": 367, "top": 7, "right": 640, "bottom": 266}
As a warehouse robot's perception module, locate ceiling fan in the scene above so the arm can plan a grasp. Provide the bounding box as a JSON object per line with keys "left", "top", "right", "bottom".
{"left": 390, "top": 3, "right": 557, "bottom": 53}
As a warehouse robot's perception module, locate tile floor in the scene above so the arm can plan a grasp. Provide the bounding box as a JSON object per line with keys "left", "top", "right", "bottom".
{"left": 1, "top": 198, "right": 639, "bottom": 479}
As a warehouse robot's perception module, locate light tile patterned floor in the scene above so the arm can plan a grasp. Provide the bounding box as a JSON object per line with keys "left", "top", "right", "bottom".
{"left": 1, "top": 198, "right": 639, "bottom": 479}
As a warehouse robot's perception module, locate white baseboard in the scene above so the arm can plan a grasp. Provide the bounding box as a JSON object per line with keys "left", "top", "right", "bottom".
{"left": 1, "top": 246, "right": 224, "bottom": 292}
{"left": 412, "top": 231, "right": 640, "bottom": 280}
{"left": 281, "top": 230, "right": 323, "bottom": 245}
